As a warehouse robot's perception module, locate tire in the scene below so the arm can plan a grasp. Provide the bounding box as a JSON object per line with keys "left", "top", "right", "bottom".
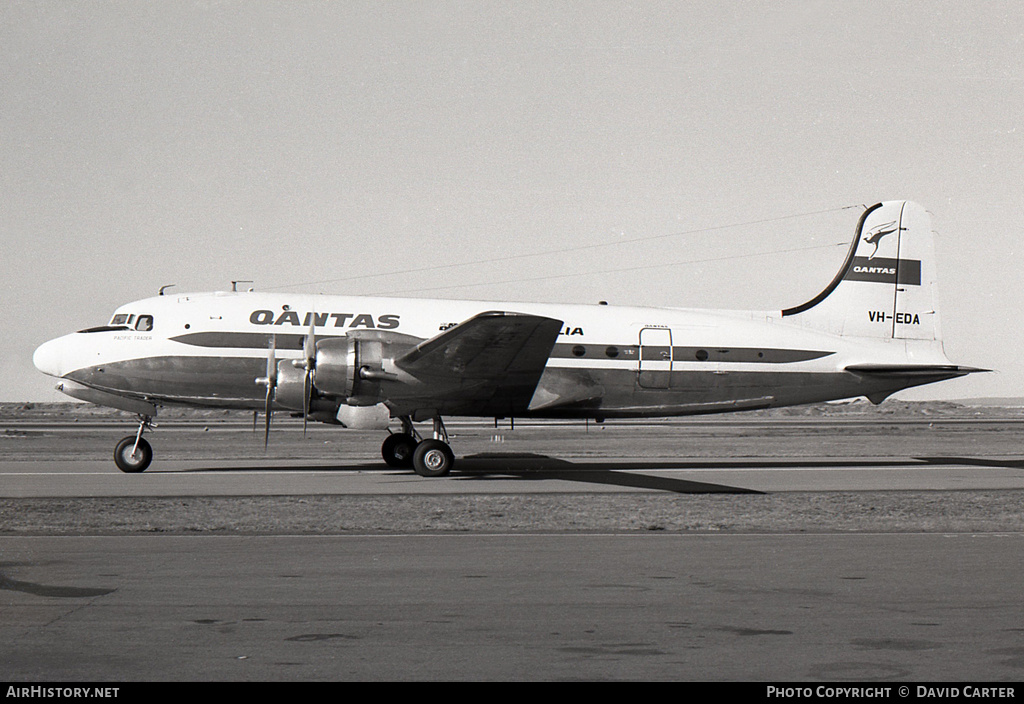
{"left": 411, "top": 439, "right": 455, "bottom": 477}
{"left": 114, "top": 436, "right": 153, "bottom": 473}
{"left": 381, "top": 433, "right": 418, "bottom": 469}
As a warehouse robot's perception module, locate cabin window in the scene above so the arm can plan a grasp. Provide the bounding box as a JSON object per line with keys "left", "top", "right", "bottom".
{"left": 572, "top": 345, "right": 586, "bottom": 357}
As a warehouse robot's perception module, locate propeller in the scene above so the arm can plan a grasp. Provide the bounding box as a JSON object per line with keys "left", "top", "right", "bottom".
{"left": 293, "top": 321, "right": 317, "bottom": 436}
{"left": 255, "top": 334, "right": 277, "bottom": 449}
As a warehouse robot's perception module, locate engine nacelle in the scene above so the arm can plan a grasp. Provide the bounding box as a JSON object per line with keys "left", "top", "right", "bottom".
{"left": 309, "top": 337, "right": 357, "bottom": 399}
{"left": 272, "top": 359, "right": 307, "bottom": 411}
{"left": 312, "top": 330, "right": 420, "bottom": 403}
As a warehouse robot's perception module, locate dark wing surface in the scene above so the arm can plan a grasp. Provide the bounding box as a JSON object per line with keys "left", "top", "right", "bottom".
{"left": 394, "top": 311, "right": 563, "bottom": 415}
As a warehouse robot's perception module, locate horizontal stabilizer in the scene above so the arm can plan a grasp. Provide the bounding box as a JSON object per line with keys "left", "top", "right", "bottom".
{"left": 845, "top": 364, "right": 988, "bottom": 378}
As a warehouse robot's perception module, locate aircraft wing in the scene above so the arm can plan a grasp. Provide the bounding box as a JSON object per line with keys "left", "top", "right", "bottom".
{"left": 394, "top": 311, "right": 564, "bottom": 414}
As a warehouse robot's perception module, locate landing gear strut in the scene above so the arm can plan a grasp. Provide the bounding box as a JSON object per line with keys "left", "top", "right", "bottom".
{"left": 113, "top": 415, "right": 154, "bottom": 473}
{"left": 381, "top": 416, "right": 455, "bottom": 477}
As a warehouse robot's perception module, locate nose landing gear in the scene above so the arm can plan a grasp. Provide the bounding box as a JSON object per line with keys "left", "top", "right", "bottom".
{"left": 113, "top": 415, "right": 154, "bottom": 473}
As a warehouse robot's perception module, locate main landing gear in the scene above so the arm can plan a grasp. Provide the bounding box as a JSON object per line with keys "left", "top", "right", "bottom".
{"left": 381, "top": 415, "right": 455, "bottom": 478}
{"left": 109, "top": 412, "right": 456, "bottom": 477}
{"left": 113, "top": 415, "right": 154, "bottom": 473}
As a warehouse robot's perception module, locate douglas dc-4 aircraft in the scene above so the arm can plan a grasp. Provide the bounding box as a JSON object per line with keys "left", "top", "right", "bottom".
{"left": 33, "top": 201, "right": 984, "bottom": 476}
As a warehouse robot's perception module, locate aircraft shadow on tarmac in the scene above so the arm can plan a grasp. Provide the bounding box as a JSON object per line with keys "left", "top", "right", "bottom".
{"left": 446, "top": 453, "right": 1024, "bottom": 493}
{"left": 179, "top": 454, "right": 763, "bottom": 493}
{"left": 451, "top": 454, "right": 763, "bottom": 494}
{"left": 917, "top": 456, "right": 1024, "bottom": 471}
{"left": 175, "top": 454, "right": 1024, "bottom": 495}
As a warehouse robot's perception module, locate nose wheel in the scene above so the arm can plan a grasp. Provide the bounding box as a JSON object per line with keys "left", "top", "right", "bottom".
{"left": 114, "top": 436, "right": 152, "bottom": 473}
{"left": 113, "top": 415, "right": 154, "bottom": 473}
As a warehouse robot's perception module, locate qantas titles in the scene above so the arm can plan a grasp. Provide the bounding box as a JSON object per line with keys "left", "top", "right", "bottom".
{"left": 853, "top": 264, "right": 897, "bottom": 276}
{"left": 250, "top": 310, "right": 400, "bottom": 329}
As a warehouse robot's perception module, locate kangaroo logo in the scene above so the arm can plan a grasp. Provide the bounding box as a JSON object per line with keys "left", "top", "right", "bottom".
{"left": 863, "top": 221, "right": 897, "bottom": 259}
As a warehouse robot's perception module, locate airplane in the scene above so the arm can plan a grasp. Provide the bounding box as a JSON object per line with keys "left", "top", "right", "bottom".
{"left": 32, "top": 200, "right": 984, "bottom": 477}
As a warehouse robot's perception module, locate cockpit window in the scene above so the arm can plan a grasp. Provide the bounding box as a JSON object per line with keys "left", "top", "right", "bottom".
{"left": 100, "top": 313, "right": 155, "bottom": 332}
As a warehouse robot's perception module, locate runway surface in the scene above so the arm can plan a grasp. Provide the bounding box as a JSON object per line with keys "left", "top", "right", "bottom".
{"left": 4, "top": 533, "right": 1024, "bottom": 681}
{"left": 3, "top": 415, "right": 1024, "bottom": 681}
{"left": 4, "top": 455, "right": 1024, "bottom": 497}
{"left": 3, "top": 416, "right": 1024, "bottom": 496}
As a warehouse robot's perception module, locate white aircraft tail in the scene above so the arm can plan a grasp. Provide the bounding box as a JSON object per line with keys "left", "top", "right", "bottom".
{"left": 782, "top": 201, "right": 942, "bottom": 341}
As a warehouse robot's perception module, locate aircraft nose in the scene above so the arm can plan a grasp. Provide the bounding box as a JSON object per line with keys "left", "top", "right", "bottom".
{"left": 33, "top": 337, "right": 66, "bottom": 378}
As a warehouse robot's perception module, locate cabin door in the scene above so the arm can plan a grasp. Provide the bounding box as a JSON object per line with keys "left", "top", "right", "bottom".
{"left": 638, "top": 327, "right": 673, "bottom": 389}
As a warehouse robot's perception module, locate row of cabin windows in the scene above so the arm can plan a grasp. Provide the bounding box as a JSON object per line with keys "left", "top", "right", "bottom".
{"left": 571, "top": 345, "right": 714, "bottom": 361}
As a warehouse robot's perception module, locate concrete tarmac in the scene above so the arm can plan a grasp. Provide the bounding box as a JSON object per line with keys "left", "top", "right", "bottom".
{"left": 3, "top": 416, "right": 1024, "bottom": 496}
{"left": 3, "top": 533, "right": 1024, "bottom": 682}
{"left": 4, "top": 454, "right": 1024, "bottom": 497}
{"left": 3, "top": 416, "right": 1024, "bottom": 681}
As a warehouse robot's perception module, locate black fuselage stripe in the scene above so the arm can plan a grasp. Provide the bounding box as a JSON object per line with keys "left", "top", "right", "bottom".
{"left": 169, "top": 331, "right": 831, "bottom": 365}
{"left": 552, "top": 344, "right": 832, "bottom": 363}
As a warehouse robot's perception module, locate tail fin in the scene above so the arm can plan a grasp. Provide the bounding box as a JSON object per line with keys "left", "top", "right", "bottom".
{"left": 782, "top": 201, "right": 941, "bottom": 341}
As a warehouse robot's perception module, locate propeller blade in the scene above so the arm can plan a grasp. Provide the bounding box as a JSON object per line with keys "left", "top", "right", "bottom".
{"left": 267, "top": 334, "right": 277, "bottom": 384}
{"left": 302, "top": 369, "right": 311, "bottom": 436}
{"left": 303, "top": 320, "right": 316, "bottom": 367}
{"left": 257, "top": 334, "right": 276, "bottom": 451}
{"left": 302, "top": 322, "right": 315, "bottom": 437}
{"left": 264, "top": 385, "right": 273, "bottom": 450}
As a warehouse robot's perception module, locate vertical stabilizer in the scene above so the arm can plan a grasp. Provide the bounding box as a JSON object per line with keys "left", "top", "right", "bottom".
{"left": 782, "top": 201, "right": 941, "bottom": 341}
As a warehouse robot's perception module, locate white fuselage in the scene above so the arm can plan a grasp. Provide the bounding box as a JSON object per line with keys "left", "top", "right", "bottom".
{"left": 33, "top": 289, "right": 957, "bottom": 420}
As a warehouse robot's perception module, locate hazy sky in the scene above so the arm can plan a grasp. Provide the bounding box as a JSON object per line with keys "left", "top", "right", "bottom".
{"left": 3, "top": 1, "right": 1022, "bottom": 402}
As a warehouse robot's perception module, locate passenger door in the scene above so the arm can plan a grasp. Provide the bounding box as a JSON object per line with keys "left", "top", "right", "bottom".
{"left": 637, "top": 327, "right": 672, "bottom": 389}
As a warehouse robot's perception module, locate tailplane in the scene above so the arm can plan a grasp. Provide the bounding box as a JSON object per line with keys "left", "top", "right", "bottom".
{"left": 782, "top": 201, "right": 941, "bottom": 341}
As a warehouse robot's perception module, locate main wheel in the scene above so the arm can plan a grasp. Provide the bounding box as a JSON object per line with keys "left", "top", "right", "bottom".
{"left": 411, "top": 439, "right": 455, "bottom": 477}
{"left": 114, "top": 436, "right": 153, "bottom": 473}
{"left": 381, "top": 433, "right": 418, "bottom": 469}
